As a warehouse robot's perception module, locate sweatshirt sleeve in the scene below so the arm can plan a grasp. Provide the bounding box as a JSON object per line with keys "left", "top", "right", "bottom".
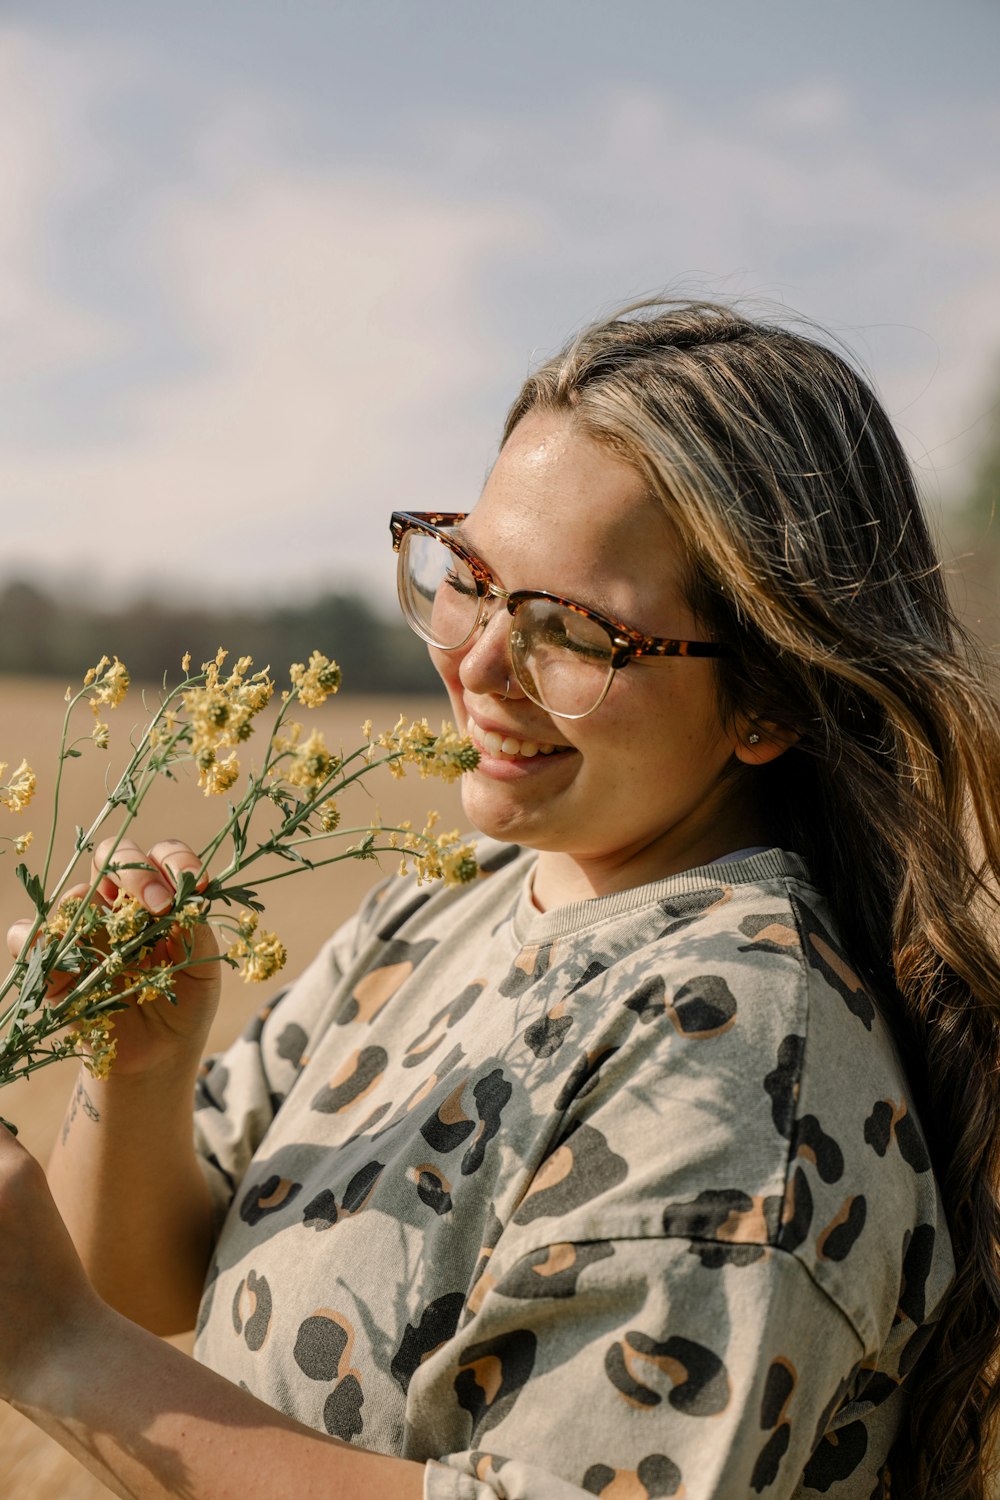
{"left": 417, "top": 1233, "right": 867, "bottom": 1500}
{"left": 192, "top": 901, "right": 369, "bottom": 1228}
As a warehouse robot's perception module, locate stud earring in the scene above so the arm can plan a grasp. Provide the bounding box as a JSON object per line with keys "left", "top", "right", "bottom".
{"left": 747, "top": 732, "right": 760, "bottom": 745}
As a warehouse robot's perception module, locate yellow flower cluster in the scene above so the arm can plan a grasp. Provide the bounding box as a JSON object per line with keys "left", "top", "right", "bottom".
{"left": 182, "top": 650, "right": 274, "bottom": 795}
{"left": 317, "top": 797, "right": 340, "bottom": 832}
{"left": 385, "top": 815, "right": 479, "bottom": 888}
{"left": 103, "top": 892, "right": 154, "bottom": 946}
{"left": 377, "top": 717, "right": 480, "bottom": 783}
{"left": 84, "top": 656, "right": 130, "bottom": 714}
{"left": 226, "top": 909, "right": 287, "bottom": 984}
{"left": 289, "top": 652, "right": 342, "bottom": 708}
{"left": 0, "top": 759, "right": 37, "bottom": 813}
{"left": 45, "top": 896, "right": 80, "bottom": 938}
{"left": 72, "top": 1013, "right": 118, "bottom": 1080}
{"left": 134, "top": 965, "right": 176, "bottom": 1006}
{"left": 285, "top": 728, "right": 338, "bottom": 790}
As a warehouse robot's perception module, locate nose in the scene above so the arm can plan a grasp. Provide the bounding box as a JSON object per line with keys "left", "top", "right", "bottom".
{"left": 457, "top": 594, "right": 516, "bottom": 701}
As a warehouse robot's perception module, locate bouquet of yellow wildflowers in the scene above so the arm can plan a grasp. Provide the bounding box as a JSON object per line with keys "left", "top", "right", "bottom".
{"left": 0, "top": 651, "right": 479, "bottom": 1128}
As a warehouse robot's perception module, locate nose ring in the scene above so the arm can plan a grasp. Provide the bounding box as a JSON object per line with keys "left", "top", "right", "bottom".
{"left": 499, "top": 676, "right": 511, "bottom": 701}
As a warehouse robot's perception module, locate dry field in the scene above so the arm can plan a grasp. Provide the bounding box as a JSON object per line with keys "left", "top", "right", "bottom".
{"left": 0, "top": 674, "right": 464, "bottom": 1498}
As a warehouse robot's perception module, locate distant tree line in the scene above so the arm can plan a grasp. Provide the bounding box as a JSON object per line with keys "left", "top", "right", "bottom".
{"left": 0, "top": 581, "right": 441, "bottom": 693}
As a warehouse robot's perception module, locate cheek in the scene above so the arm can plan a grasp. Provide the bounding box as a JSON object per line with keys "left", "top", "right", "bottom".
{"left": 430, "top": 646, "right": 464, "bottom": 703}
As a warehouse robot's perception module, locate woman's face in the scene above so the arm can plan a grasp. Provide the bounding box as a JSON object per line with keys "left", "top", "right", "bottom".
{"left": 432, "top": 409, "right": 767, "bottom": 902}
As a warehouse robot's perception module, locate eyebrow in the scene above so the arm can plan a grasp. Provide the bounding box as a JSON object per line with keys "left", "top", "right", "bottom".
{"left": 449, "top": 522, "right": 624, "bottom": 622}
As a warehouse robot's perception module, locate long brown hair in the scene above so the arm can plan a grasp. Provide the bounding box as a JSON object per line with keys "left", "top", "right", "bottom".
{"left": 504, "top": 301, "right": 1000, "bottom": 1498}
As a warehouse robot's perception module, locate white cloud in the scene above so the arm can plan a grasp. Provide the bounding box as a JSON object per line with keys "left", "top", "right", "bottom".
{"left": 0, "top": 25, "right": 129, "bottom": 380}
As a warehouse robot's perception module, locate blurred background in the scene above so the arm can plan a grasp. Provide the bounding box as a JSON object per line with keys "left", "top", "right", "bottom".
{"left": 1, "top": 2, "right": 999, "bottom": 1493}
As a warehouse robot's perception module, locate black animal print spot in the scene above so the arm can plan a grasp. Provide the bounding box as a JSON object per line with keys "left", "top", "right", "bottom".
{"left": 372, "top": 1044, "right": 466, "bottom": 1143}
{"left": 514, "top": 1123, "right": 628, "bottom": 1224}
{"left": 790, "top": 894, "right": 875, "bottom": 1030}
{"left": 661, "top": 1188, "right": 781, "bottom": 1267}
{"left": 816, "top": 1197, "right": 867, "bottom": 1261}
{"left": 462, "top": 1068, "right": 514, "bottom": 1176}
{"left": 802, "top": 1420, "right": 868, "bottom": 1489}
{"left": 239, "top": 1175, "right": 302, "bottom": 1226}
{"left": 792, "top": 1115, "right": 844, "bottom": 1184}
{"left": 455, "top": 1329, "right": 537, "bottom": 1439}
{"left": 656, "top": 887, "right": 729, "bottom": 935}
{"left": 667, "top": 975, "right": 737, "bottom": 1037}
{"left": 391, "top": 1292, "right": 466, "bottom": 1394}
{"left": 302, "top": 1187, "right": 339, "bottom": 1230}
{"left": 751, "top": 1425, "right": 792, "bottom": 1492}
{"left": 777, "top": 1167, "right": 813, "bottom": 1253}
{"left": 275, "top": 1022, "right": 308, "bottom": 1068}
{"left": 311, "top": 1045, "right": 387, "bottom": 1114}
{"left": 374, "top": 888, "right": 437, "bottom": 941}
{"left": 324, "top": 1374, "right": 365, "bottom": 1441}
{"left": 760, "top": 1358, "right": 796, "bottom": 1429}
{"left": 497, "top": 944, "right": 552, "bottom": 998}
{"left": 496, "top": 1240, "right": 615, "bottom": 1299}
{"left": 414, "top": 1164, "right": 453, "bottom": 1215}
{"left": 764, "top": 1035, "right": 805, "bottom": 1140}
{"left": 626, "top": 976, "right": 666, "bottom": 1025}
{"left": 863, "top": 1101, "right": 931, "bottom": 1174}
{"left": 293, "top": 1313, "right": 351, "bottom": 1381}
{"left": 232, "top": 1270, "right": 272, "bottom": 1351}
{"left": 420, "top": 1077, "right": 477, "bottom": 1153}
{"left": 568, "top": 959, "right": 608, "bottom": 994}
{"left": 299, "top": 1160, "right": 384, "bottom": 1231}
{"left": 605, "top": 1333, "right": 730, "bottom": 1416}
{"left": 738, "top": 912, "right": 801, "bottom": 957}
{"left": 898, "top": 1223, "right": 936, "bottom": 1325}
{"left": 524, "top": 1008, "right": 573, "bottom": 1057}
{"left": 584, "top": 1454, "right": 683, "bottom": 1497}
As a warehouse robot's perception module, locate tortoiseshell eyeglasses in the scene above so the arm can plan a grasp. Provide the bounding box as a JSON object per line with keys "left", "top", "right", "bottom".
{"left": 390, "top": 511, "right": 733, "bottom": 720}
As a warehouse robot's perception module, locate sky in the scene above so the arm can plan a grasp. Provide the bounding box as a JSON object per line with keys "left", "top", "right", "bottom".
{"left": 2, "top": 0, "right": 999, "bottom": 609}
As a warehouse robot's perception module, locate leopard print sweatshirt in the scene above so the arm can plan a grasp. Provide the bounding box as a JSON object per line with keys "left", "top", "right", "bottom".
{"left": 192, "top": 842, "right": 953, "bottom": 1499}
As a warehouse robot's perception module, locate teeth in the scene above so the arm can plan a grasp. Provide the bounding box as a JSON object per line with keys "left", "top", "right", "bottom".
{"left": 468, "top": 717, "right": 563, "bottom": 760}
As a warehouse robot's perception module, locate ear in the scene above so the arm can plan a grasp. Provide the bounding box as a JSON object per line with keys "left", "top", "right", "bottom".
{"left": 733, "top": 721, "right": 801, "bottom": 767}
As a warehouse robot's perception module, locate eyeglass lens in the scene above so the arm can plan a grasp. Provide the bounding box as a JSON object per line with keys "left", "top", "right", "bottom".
{"left": 399, "top": 529, "right": 615, "bottom": 718}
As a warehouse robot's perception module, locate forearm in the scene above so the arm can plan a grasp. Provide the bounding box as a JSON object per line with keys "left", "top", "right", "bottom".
{"left": 14, "top": 1304, "right": 424, "bottom": 1500}
{"left": 47, "top": 1060, "right": 213, "bottom": 1333}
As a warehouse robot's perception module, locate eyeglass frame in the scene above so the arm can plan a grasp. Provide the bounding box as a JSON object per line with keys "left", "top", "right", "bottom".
{"left": 390, "top": 511, "right": 734, "bottom": 715}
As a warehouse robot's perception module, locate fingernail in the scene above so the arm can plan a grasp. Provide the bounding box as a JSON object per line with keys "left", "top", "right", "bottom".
{"left": 143, "top": 879, "right": 174, "bottom": 913}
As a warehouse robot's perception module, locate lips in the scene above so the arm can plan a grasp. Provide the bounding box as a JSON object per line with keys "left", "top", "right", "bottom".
{"left": 466, "top": 715, "right": 572, "bottom": 760}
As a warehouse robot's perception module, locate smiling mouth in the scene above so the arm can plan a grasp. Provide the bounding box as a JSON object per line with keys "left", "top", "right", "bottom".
{"left": 466, "top": 716, "right": 573, "bottom": 760}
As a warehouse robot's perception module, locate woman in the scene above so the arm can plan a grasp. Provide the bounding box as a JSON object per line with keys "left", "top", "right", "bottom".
{"left": 2, "top": 301, "right": 999, "bottom": 1498}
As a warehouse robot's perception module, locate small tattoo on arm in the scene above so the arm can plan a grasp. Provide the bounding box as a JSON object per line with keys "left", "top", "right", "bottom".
{"left": 62, "top": 1075, "right": 101, "bottom": 1144}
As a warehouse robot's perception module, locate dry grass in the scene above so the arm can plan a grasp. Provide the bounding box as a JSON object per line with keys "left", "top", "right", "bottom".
{"left": 0, "top": 675, "right": 463, "bottom": 1497}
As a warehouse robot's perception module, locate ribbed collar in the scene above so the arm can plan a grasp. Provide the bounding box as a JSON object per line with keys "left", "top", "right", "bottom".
{"left": 511, "top": 847, "right": 812, "bottom": 946}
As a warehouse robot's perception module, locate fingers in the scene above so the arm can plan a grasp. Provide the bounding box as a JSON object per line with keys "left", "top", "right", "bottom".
{"left": 6, "top": 881, "right": 97, "bottom": 998}
{"left": 91, "top": 838, "right": 205, "bottom": 915}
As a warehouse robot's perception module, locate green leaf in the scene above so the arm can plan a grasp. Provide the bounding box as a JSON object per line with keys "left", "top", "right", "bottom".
{"left": 15, "top": 863, "right": 48, "bottom": 918}
{"left": 209, "top": 885, "right": 264, "bottom": 912}
{"left": 174, "top": 869, "right": 200, "bottom": 906}
{"left": 62, "top": 748, "right": 83, "bottom": 759}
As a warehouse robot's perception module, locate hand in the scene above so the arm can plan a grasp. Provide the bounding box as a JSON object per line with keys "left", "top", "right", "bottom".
{"left": 0, "top": 1124, "right": 107, "bottom": 1407}
{"left": 6, "top": 837, "right": 222, "bottom": 1080}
